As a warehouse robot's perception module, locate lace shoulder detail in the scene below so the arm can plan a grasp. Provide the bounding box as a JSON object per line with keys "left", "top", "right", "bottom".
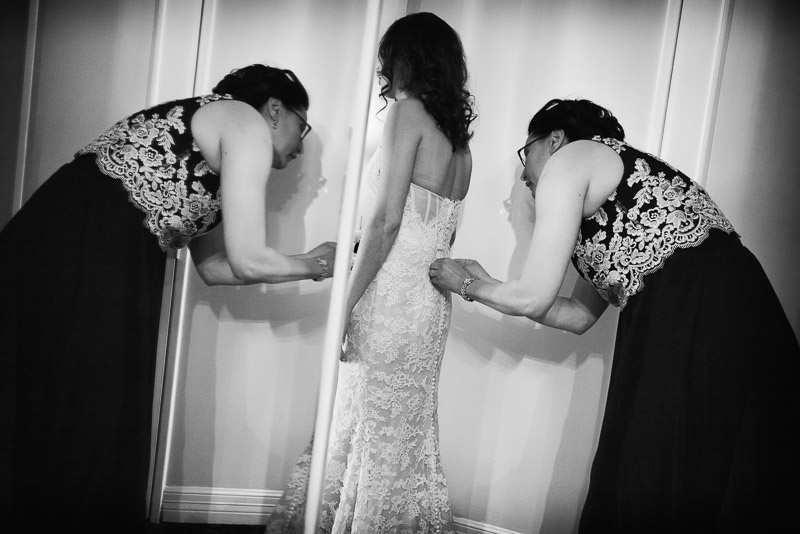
{"left": 573, "top": 138, "right": 736, "bottom": 307}
{"left": 592, "top": 135, "right": 627, "bottom": 154}
{"left": 77, "top": 94, "right": 231, "bottom": 249}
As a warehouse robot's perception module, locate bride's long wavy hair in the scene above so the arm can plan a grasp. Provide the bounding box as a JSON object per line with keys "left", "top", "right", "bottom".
{"left": 377, "top": 12, "right": 476, "bottom": 151}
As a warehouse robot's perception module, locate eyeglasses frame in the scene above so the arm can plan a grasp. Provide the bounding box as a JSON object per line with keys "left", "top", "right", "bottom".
{"left": 517, "top": 137, "right": 537, "bottom": 168}
{"left": 288, "top": 108, "right": 312, "bottom": 140}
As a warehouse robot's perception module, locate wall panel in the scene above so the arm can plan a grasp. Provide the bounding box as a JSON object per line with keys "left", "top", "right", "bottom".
{"left": 22, "top": 0, "right": 158, "bottom": 199}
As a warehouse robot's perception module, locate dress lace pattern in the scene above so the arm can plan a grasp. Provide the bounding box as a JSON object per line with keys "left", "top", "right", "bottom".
{"left": 77, "top": 94, "right": 229, "bottom": 250}
{"left": 572, "top": 137, "right": 736, "bottom": 307}
{"left": 267, "top": 147, "right": 460, "bottom": 533}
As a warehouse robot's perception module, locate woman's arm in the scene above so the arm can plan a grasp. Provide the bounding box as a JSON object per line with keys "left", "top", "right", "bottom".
{"left": 433, "top": 257, "right": 607, "bottom": 334}
{"left": 526, "top": 275, "right": 608, "bottom": 334}
{"left": 431, "top": 142, "right": 608, "bottom": 332}
{"left": 189, "top": 100, "right": 332, "bottom": 285}
{"left": 345, "top": 99, "right": 421, "bottom": 314}
{"left": 472, "top": 147, "right": 588, "bottom": 314}
{"left": 189, "top": 223, "right": 334, "bottom": 285}
{"left": 475, "top": 274, "right": 607, "bottom": 334}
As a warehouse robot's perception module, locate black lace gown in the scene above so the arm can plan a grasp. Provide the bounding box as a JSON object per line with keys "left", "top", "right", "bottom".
{"left": 0, "top": 94, "right": 227, "bottom": 530}
{"left": 574, "top": 138, "right": 800, "bottom": 533}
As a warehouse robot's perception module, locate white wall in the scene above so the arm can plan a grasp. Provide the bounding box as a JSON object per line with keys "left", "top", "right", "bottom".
{"left": 7, "top": 0, "right": 799, "bottom": 532}
{"left": 21, "top": 0, "right": 158, "bottom": 197}
{"left": 704, "top": 0, "right": 800, "bottom": 334}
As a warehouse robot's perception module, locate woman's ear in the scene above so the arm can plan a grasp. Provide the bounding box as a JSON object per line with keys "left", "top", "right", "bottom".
{"left": 264, "top": 97, "right": 283, "bottom": 124}
{"left": 549, "top": 129, "right": 567, "bottom": 154}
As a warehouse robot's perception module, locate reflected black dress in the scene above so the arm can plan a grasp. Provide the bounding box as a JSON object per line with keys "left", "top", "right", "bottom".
{"left": 575, "top": 138, "right": 799, "bottom": 533}
{"left": 0, "top": 94, "right": 228, "bottom": 529}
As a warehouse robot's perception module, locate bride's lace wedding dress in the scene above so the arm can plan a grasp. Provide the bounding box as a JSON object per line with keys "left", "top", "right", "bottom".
{"left": 267, "top": 147, "right": 461, "bottom": 533}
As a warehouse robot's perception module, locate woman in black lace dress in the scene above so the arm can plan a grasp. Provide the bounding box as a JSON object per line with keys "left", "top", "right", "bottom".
{"left": 430, "top": 98, "right": 798, "bottom": 533}
{"left": 0, "top": 64, "right": 335, "bottom": 530}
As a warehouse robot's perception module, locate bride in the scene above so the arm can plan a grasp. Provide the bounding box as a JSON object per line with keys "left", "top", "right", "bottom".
{"left": 267, "top": 11, "right": 476, "bottom": 533}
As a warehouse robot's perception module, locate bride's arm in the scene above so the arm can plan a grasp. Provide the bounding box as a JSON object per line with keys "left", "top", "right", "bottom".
{"left": 345, "top": 99, "right": 422, "bottom": 316}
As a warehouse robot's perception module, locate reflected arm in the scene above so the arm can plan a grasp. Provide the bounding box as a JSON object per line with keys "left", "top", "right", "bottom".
{"left": 188, "top": 223, "right": 326, "bottom": 285}
{"left": 187, "top": 100, "right": 328, "bottom": 285}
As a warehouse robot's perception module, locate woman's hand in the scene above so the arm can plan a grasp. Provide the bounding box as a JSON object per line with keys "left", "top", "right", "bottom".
{"left": 429, "top": 258, "right": 472, "bottom": 294}
{"left": 306, "top": 241, "right": 337, "bottom": 279}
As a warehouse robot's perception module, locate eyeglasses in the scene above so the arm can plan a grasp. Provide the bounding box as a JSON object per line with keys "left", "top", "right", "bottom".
{"left": 288, "top": 108, "right": 312, "bottom": 140}
{"left": 517, "top": 138, "right": 537, "bottom": 167}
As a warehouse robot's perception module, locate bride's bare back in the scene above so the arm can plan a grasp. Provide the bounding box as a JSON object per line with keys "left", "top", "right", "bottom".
{"left": 401, "top": 97, "right": 472, "bottom": 202}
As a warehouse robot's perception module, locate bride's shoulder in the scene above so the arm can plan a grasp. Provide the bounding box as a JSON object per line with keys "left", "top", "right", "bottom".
{"left": 388, "top": 97, "right": 430, "bottom": 125}
{"left": 392, "top": 96, "right": 425, "bottom": 112}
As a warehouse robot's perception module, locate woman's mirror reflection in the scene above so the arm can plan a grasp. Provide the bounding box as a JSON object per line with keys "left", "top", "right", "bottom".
{"left": 0, "top": 63, "right": 336, "bottom": 529}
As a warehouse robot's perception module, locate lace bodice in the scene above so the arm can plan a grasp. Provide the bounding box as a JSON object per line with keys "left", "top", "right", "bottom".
{"left": 77, "top": 94, "right": 231, "bottom": 250}
{"left": 572, "top": 137, "right": 736, "bottom": 308}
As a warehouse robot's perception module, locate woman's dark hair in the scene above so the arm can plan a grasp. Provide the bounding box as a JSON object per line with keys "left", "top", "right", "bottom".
{"left": 527, "top": 98, "right": 625, "bottom": 142}
{"left": 212, "top": 64, "right": 309, "bottom": 111}
{"left": 378, "top": 12, "right": 476, "bottom": 150}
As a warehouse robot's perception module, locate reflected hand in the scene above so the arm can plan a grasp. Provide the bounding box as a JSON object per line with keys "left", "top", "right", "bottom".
{"left": 429, "top": 258, "right": 471, "bottom": 294}
{"left": 308, "top": 241, "right": 337, "bottom": 278}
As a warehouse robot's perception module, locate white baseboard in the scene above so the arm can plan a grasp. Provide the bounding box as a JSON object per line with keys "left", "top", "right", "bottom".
{"left": 160, "top": 486, "right": 281, "bottom": 525}
{"left": 159, "top": 486, "right": 523, "bottom": 533}
{"left": 452, "top": 517, "right": 524, "bottom": 534}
